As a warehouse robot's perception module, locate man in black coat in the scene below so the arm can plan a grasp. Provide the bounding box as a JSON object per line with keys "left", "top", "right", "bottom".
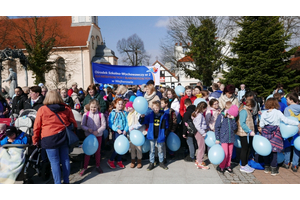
{"left": 11, "top": 87, "right": 28, "bottom": 115}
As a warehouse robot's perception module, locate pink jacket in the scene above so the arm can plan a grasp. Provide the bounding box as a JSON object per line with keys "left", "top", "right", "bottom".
{"left": 81, "top": 112, "right": 106, "bottom": 137}
{"left": 205, "top": 107, "right": 221, "bottom": 131}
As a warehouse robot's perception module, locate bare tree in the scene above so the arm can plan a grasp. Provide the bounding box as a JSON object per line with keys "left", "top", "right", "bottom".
{"left": 117, "top": 34, "right": 151, "bottom": 66}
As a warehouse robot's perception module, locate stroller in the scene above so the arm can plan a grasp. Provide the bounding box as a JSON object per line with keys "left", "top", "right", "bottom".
{"left": 2, "top": 109, "right": 51, "bottom": 184}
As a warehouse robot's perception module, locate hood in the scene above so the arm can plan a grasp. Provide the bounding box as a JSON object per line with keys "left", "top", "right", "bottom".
{"left": 287, "top": 104, "right": 300, "bottom": 116}
{"left": 47, "top": 104, "right": 66, "bottom": 113}
{"left": 262, "top": 109, "right": 278, "bottom": 125}
{"left": 186, "top": 105, "right": 196, "bottom": 113}
{"left": 216, "top": 90, "right": 222, "bottom": 93}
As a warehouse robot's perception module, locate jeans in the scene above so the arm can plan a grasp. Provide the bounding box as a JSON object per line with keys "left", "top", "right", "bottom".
{"left": 110, "top": 131, "right": 122, "bottom": 162}
{"left": 284, "top": 146, "right": 300, "bottom": 167}
{"left": 186, "top": 137, "right": 195, "bottom": 159}
{"left": 46, "top": 142, "right": 70, "bottom": 184}
{"left": 149, "top": 139, "right": 164, "bottom": 163}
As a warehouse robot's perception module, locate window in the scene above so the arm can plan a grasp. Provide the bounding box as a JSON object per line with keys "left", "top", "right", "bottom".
{"left": 57, "top": 58, "right": 66, "bottom": 82}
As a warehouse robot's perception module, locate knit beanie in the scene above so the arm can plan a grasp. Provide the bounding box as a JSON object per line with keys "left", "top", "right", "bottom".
{"left": 228, "top": 105, "right": 239, "bottom": 117}
{"left": 126, "top": 101, "right": 133, "bottom": 109}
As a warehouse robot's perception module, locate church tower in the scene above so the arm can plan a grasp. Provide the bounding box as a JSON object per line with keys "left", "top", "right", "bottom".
{"left": 71, "top": 16, "right": 98, "bottom": 27}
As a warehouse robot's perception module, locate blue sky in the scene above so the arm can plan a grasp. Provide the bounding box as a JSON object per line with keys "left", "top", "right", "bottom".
{"left": 98, "top": 16, "right": 170, "bottom": 65}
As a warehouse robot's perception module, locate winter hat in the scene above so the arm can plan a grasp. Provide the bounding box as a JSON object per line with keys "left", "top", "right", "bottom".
{"left": 126, "top": 101, "right": 133, "bottom": 109}
{"left": 228, "top": 105, "right": 239, "bottom": 117}
{"left": 5, "top": 126, "right": 18, "bottom": 136}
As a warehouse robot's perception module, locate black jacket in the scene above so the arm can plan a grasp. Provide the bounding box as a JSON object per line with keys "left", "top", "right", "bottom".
{"left": 23, "top": 95, "right": 44, "bottom": 111}
{"left": 11, "top": 93, "right": 28, "bottom": 115}
{"left": 182, "top": 105, "right": 196, "bottom": 137}
{"left": 63, "top": 96, "right": 74, "bottom": 109}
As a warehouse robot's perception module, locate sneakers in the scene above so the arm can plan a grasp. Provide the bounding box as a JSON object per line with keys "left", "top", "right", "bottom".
{"left": 116, "top": 161, "right": 125, "bottom": 169}
{"left": 245, "top": 164, "right": 255, "bottom": 172}
{"left": 147, "top": 163, "right": 155, "bottom": 171}
{"left": 264, "top": 166, "right": 271, "bottom": 173}
{"left": 225, "top": 166, "right": 233, "bottom": 173}
{"left": 282, "top": 163, "right": 290, "bottom": 169}
{"left": 291, "top": 165, "right": 298, "bottom": 172}
{"left": 96, "top": 167, "right": 103, "bottom": 174}
{"left": 159, "top": 162, "right": 168, "bottom": 170}
{"left": 271, "top": 167, "right": 279, "bottom": 176}
{"left": 107, "top": 160, "right": 116, "bottom": 169}
{"left": 195, "top": 160, "right": 199, "bottom": 166}
{"left": 240, "top": 166, "right": 253, "bottom": 173}
{"left": 184, "top": 156, "right": 195, "bottom": 162}
{"left": 79, "top": 169, "right": 86, "bottom": 176}
{"left": 197, "top": 162, "right": 210, "bottom": 170}
{"left": 218, "top": 167, "right": 225, "bottom": 174}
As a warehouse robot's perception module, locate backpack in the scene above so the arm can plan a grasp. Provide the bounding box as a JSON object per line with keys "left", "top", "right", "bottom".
{"left": 185, "top": 119, "right": 197, "bottom": 135}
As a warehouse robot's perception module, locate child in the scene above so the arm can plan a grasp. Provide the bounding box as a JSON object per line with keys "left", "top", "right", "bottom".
{"left": 182, "top": 98, "right": 196, "bottom": 162}
{"left": 139, "top": 101, "right": 169, "bottom": 171}
{"left": 0, "top": 126, "right": 27, "bottom": 146}
{"left": 192, "top": 102, "right": 210, "bottom": 170}
{"left": 282, "top": 92, "right": 300, "bottom": 172}
{"left": 107, "top": 98, "right": 129, "bottom": 169}
{"left": 166, "top": 88, "right": 180, "bottom": 117}
{"left": 260, "top": 98, "right": 300, "bottom": 175}
{"left": 80, "top": 99, "right": 106, "bottom": 175}
{"left": 179, "top": 86, "right": 196, "bottom": 117}
{"left": 126, "top": 101, "right": 145, "bottom": 169}
{"left": 215, "top": 104, "right": 238, "bottom": 173}
{"left": 237, "top": 99, "right": 256, "bottom": 173}
{"left": 205, "top": 99, "right": 221, "bottom": 132}
{"left": 161, "top": 98, "right": 177, "bottom": 163}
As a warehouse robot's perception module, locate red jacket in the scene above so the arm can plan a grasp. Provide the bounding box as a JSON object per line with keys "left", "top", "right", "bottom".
{"left": 33, "top": 104, "right": 77, "bottom": 145}
{"left": 179, "top": 95, "right": 197, "bottom": 117}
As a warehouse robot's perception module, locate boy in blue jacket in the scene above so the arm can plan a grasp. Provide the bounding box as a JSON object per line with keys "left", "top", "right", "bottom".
{"left": 0, "top": 126, "right": 28, "bottom": 146}
{"left": 139, "top": 101, "right": 169, "bottom": 171}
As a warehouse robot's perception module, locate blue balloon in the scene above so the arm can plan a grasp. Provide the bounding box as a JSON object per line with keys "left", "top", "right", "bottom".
{"left": 133, "top": 97, "right": 148, "bottom": 114}
{"left": 234, "top": 135, "right": 241, "bottom": 148}
{"left": 277, "top": 152, "right": 284, "bottom": 164}
{"left": 103, "top": 129, "right": 108, "bottom": 139}
{"left": 114, "top": 135, "right": 130, "bottom": 155}
{"left": 252, "top": 135, "right": 272, "bottom": 156}
{"left": 167, "top": 132, "right": 181, "bottom": 151}
{"left": 130, "top": 130, "right": 145, "bottom": 146}
{"left": 280, "top": 116, "right": 299, "bottom": 139}
{"left": 82, "top": 134, "right": 99, "bottom": 156}
{"left": 142, "top": 138, "right": 150, "bottom": 153}
{"left": 193, "top": 98, "right": 206, "bottom": 107}
{"left": 175, "top": 85, "right": 185, "bottom": 96}
{"left": 205, "top": 131, "right": 216, "bottom": 147}
{"left": 294, "top": 136, "right": 300, "bottom": 151}
{"left": 208, "top": 144, "right": 225, "bottom": 165}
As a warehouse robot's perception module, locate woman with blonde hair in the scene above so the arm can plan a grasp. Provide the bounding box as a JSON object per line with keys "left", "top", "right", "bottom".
{"left": 144, "top": 84, "right": 160, "bottom": 109}
{"left": 33, "top": 90, "right": 77, "bottom": 184}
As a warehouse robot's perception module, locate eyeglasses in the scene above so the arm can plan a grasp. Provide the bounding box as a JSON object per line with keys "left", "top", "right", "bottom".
{"left": 213, "top": 103, "right": 219, "bottom": 105}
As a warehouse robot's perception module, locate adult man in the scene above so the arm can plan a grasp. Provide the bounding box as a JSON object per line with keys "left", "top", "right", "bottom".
{"left": 238, "top": 84, "right": 246, "bottom": 103}
{"left": 23, "top": 86, "right": 44, "bottom": 111}
{"left": 68, "top": 82, "right": 78, "bottom": 97}
{"left": 11, "top": 87, "right": 28, "bottom": 115}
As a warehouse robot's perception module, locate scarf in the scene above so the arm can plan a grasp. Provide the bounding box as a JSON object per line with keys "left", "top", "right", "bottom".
{"left": 127, "top": 110, "right": 136, "bottom": 127}
{"left": 31, "top": 96, "right": 40, "bottom": 107}
{"left": 144, "top": 91, "right": 157, "bottom": 102}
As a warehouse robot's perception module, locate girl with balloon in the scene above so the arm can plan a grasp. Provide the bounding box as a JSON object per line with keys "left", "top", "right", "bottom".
{"left": 205, "top": 98, "right": 221, "bottom": 132}
{"left": 259, "top": 98, "right": 300, "bottom": 176}
{"left": 236, "top": 99, "right": 256, "bottom": 174}
{"left": 126, "top": 101, "right": 146, "bottom": 169}
{"left": 107, "top": 98, "right": 129, "bottom": 169}
{"left": 192, "top": 101, "right": 210, "bottom": 170}
{"left": 80, "top": 99, "right": 106, "bottom": 176}
{"left": 214, "top": 102, "right": 239, "bottom": 173}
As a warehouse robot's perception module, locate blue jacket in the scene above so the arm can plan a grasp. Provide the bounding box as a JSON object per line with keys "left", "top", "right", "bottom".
{"left": 108, "top": 109, "right": 129, "bottom": 132}
{"left": 209, "top": 91, "right": 222, "bottom": 99}
{"left": 0, "top": 132, "right": 28, "bottom": 146}
{"left": 283, "top": 104, "right": 300, "bottom": 148}
{"left": 139, "top": 110, "right": 169, "bottom": 143}
{"left": 214, "top": 112, "right": 238, "bottom": 144}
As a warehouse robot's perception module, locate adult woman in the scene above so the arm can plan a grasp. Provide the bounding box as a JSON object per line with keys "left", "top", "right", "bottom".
{"left": 219, "top": 84, "right": 239, "bottom": 110}
{"left": 144, "top": 84, "right": 160, "bottom": 109}
{"left": 32, "top": 90, "right": 77, "bottom": 184}
{"left": 81, "top": 84, "right": 106, "bottom": 113}
{"left": 23, "top": 86, "right": 44, "bottom": 111}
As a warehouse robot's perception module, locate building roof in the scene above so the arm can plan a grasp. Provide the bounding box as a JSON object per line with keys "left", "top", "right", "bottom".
{"left": 152, "top": 60, "right": 178, "bottom": 80}
{"left": 1, "top": 16, "right": 92, "bottom": 49}
{"left": 177, "top": 55, "right": 194, "bottom": 62}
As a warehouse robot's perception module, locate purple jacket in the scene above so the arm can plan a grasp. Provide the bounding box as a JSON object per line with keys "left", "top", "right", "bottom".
{"left": 192, "top": 112, "right": 207, "bottom": 136}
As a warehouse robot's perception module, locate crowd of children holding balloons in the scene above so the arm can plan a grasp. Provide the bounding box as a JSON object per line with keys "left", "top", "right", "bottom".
{"left": 78, "top": 80, "right": 300, "bottom": 177}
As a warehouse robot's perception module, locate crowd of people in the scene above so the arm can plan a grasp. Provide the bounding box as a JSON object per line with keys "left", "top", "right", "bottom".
{"left": 1, "top": 80, "right": 300, "bottom": 184}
